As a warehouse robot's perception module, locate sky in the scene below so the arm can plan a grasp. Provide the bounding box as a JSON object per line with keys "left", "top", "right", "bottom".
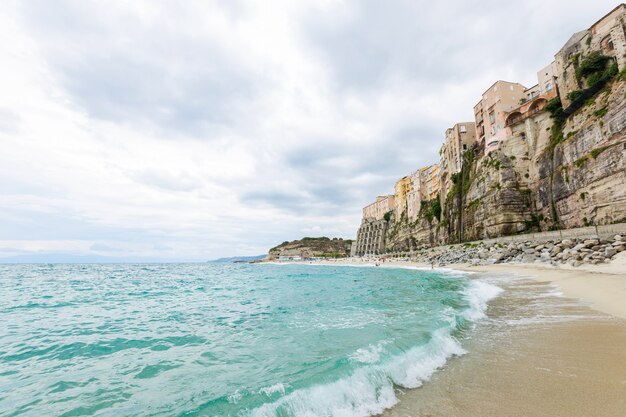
{"left": 0, "top": 0, "right": 619, "bottom": 262}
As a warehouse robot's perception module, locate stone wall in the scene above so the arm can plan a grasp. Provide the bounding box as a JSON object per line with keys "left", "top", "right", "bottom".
{"left": 353, "top": 218, "right": 388, "bottom": 256}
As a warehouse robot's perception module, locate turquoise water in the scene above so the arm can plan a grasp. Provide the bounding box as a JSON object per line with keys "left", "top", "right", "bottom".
{"left": 0, "top": 263, "right": 500, "bottom": 417}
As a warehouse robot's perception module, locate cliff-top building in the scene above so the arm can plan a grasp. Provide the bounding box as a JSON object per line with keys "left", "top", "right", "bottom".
{"left": 362, "top": 195, "right": 395, "bottom": 221}
{"left": 406, "top": 169, "right": 423, "bottom": 220}
{"left": 394, "top": 176, "right": 413, "bottom": 218}
{"left": 502, "top": 62, "right": 558, "bottom": 155}
{"left": 474, "top": 80, "right": 527, "bottom": 154}
{"left": 439, "top": 122, "right": 476, "bottom": 202}
{"left": 354, "top": 195, "right": 396, "bottom": 256}
{"left": 421, "top": 164, "right": 441, "bottom": 201}
{"left": 554, "top": 3, "right": 626, "bottom": 107}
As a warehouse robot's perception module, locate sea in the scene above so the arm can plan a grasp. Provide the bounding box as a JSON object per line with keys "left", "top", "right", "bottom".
{"left": 0, "top": 263, "right": 502, "bottom": 417}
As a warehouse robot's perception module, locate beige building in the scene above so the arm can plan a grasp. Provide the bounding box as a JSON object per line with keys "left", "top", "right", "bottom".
{"left": 438, "top": 122, "right": 476, "bottom": 201}
{"left": 419, "top": 164, "right": 440, "bottom": 202}
{"left": 502, "top": 61, "right": 559, "bottom": 152}
{"left": 523, "top": 62, "right": 557, "bottom": 101}
{"left": 554, "top": 4, "right": 626, "bottom": 107}
{"left": 362, "top": 195, "right": 395, "bottom": 221}
{"left": 474, "top": 80, "right": 527, "bottom": 154}
{"left": 406, "top": 170, "right": 423, "bottom": 220}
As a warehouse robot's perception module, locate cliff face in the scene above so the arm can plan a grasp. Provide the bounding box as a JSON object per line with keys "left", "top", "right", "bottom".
{"left": 378, "top": 76, "right": 626, "bottom": 250}
{"left": 384, "top": 211, "right": 437, "bottom": 252}
{"left": 267, "top": 237, "right": 352, "bottom": 260}
{"left": 545, "top": 78, "right": 626, "bottom": 228}
{"left": 456, "top": 151, "right": 534, "bottom": 241}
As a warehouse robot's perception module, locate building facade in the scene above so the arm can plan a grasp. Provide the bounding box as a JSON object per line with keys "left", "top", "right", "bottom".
{"left": 474, "top": 80, "right": 527, "bottom": 154}
{"left": 362, "top": 195, "right": 395, "bottom": 221}
{"left": 438, "top": 122, "right": 476, "bottom": 202}
{"left": 420, "top": 164, "right": 441, "bottom": 201}
{"left": 554, "top": 4, "right": 626, "bottom": 107}
{"left": 394, "top": 176, "right": 413, "bottom": 218}
{"left": 353, "top": 218, "right": 388, "bottom": 256}
{"left": 406, "top": 170, "right": 422, "bottom": 220}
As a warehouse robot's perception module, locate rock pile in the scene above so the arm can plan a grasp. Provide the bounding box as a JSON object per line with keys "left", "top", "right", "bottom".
{"left": 410, "top": 234, "right": 625, "bottom": 267}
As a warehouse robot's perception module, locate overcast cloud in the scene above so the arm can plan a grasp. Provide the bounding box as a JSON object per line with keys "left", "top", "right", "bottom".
{"left": 0, "top": 0, "right": 618, "bottom": 261}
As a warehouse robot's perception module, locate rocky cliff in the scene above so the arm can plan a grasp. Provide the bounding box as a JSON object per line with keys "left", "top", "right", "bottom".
{"left": 266, "top": 237, "right": 353, "bottom": 260}
{"left": 378, "top": 72, "right": 626, "bottom": 251}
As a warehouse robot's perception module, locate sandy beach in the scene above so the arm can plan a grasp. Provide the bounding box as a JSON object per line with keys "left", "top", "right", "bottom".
{"left": 279, "top": 256, "right": 626, "bottom": 416}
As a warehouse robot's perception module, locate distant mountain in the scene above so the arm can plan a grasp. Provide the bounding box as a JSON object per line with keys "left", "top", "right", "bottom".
{"left": 208, "top": 255, "right": 266, "bottom": 263}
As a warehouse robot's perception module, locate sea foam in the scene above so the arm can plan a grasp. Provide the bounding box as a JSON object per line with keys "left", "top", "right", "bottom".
{"left": 247, "top": 279, "right": 502, "bottom": 417}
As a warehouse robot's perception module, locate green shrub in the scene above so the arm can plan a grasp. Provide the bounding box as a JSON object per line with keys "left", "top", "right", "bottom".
{"left": 567, "top": 90, "right": 583, "bottom": 101}
{"left": 593, "top": 106, "right": 608, "bottom": 118}
{"left": 590, "top": 146, "right": 610, "bottom": 159}
{"left": 574, "top": 156, "right": 588, "bottom": 168}
{"left": 576, "top": 52, "right": 611, "bottom": 80}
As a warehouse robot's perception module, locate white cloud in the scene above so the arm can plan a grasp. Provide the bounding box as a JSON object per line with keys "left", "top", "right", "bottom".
{"left": 0, "top": 0, "right": 618, "bottom": 260}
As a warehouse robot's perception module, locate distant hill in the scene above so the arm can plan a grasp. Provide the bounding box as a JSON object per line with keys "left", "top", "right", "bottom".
{"left": 208, "top": 255, "right": 266, "bottom": 263}
{"left": 267, "top": 237, "right": 352, "bottom": 260}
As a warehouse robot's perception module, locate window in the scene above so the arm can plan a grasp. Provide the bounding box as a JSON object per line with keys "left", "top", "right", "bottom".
{"left": 601, "top": 36, "right": 615, "bottom": 52}
{"left": 462, "top": 144, "right": 468, "bottom": 151}
{"left": 459, "top": 124, "right": 467, "bottom": 133}
{"left": 546, "top": 82, "right": 553, "bottom": 91}
{"left": 489, "top": 111, "right": 495, "bottom": 124}
{"left": 509, "top": 85, "right": 514, "bottom": 91}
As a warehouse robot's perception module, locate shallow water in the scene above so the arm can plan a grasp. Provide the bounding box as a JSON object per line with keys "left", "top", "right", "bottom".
{"left": 0, "top": 263, "right": 499, "bottom": 417}
{"left": 383, "top": 272, "right": 626, "bottom": 417}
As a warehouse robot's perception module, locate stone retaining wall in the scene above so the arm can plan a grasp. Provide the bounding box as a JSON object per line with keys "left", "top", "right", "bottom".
{"left": 475, "top": 223, "right": 626, "bottom": 246}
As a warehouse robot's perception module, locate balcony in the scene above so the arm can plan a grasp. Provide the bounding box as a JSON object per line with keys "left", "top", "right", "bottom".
{"left": 504, "top": 89, "right": 557, "bottom": 127}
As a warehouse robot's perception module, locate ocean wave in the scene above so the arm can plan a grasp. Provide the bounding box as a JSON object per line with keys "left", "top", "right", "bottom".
{"left": 461, "top": 280, "right": 503, "bottom": 321}
{"left": 246, "top": 279, "right": 502, "bottom": 417}
{"left": 348, "top": 341, "right": 390, "bottom": 364}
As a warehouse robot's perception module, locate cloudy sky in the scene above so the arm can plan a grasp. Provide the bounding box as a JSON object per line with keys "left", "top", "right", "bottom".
{"left": 0, "top": 0, "right": 618, "bottom": 261}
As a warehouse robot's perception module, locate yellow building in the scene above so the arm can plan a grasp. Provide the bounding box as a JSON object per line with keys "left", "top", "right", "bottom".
{"left": 394, "top": 176, "right": 413, "bottom": 218}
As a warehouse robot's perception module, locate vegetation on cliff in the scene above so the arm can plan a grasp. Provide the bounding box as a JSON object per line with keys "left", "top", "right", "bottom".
{"left": 267, "top": 237, "right": 352, "bottom": 259}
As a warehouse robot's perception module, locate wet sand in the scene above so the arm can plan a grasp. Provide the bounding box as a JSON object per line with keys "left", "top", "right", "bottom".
{"left": 273, "top": 258, "right": 626, "bottom": 415}
{"left": 384, "top": 272, "right": 626, "bottom": 417}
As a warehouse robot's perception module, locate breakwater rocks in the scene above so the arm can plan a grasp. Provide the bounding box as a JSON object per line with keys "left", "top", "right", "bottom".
{"left": 409, "top": 234, "right": 625, "bottom": 267}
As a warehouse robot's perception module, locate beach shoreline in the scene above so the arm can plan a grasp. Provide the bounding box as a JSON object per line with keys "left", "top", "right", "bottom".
{"left": 264, "top": 257, "right": 626, "bottom": 416}
{"left": 268, "top": 255, "right": 626, "bottom": 319}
